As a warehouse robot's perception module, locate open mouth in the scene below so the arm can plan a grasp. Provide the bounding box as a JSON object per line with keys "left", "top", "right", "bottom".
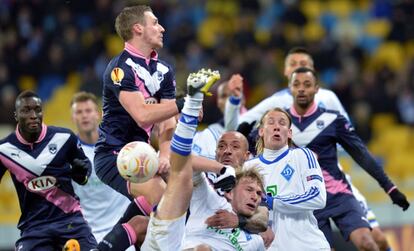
{"left": 272, "top": 134, "right": 281, "bottom": 141}
{"left": 246, "top": 203, "right": 256, "bottom": 211}
{"left": 28, "top": 122, "right": 40, "bottom": 128}
{"left": 221, "top": 158, "right": 233, "bottom": 165}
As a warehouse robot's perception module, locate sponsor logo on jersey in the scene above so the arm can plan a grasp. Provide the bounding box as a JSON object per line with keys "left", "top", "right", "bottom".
{"left": 266, "top": 185, "right": 277, "bottom": 197}
{"left": 144, "top": 97, "right": 158, "bottom": 104}
{"left": 111, "top": 67, "right": 124, "bottom": 86}
{"left": 27, "top": 176, "right": 57, "bottom": 192}
{"left": 48, "top": 143, "right": 57, "bottom": 154}
{"left": 11, "top": 151, "right": 20, "bottom": 158}
{"left": 281, "top": 164, "right": 294, "bottom": 181}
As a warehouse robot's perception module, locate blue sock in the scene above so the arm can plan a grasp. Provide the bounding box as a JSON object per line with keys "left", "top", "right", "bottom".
{"left": 171, "top": 113, "right": 198, "bottom": 156}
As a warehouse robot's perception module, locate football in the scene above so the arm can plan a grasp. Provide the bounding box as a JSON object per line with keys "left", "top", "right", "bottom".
{"left": 116, "top": 141, "right": 159, "bottom": 183}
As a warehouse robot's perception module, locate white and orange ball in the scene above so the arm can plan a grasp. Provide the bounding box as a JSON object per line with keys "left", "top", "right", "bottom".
{"left": 116, "top": 141, "right": 159, "bottom": 183}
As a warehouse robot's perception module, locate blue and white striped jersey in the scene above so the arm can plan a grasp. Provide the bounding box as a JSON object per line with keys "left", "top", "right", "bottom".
{"left": 0, "top": 125, "right": 90, "bottom": 231}
{"left": 244, "top": 146, "right": 329, "bottom": 250}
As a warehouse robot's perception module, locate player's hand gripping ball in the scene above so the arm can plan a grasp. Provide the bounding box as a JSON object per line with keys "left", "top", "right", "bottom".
{"left": 117, "top": 141, "right": 159, "bottom": 183}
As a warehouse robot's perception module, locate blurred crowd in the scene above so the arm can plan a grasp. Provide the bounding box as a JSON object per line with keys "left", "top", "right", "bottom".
{"left": 1, "top": 0, "right": 414, "bottom": 142}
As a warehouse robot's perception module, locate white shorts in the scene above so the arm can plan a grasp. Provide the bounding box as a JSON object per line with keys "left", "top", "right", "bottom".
{"left": 141, "top": 212, "right": 187, "bottom": 251}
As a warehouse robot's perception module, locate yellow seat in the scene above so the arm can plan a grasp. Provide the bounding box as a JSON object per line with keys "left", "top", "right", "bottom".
{"left": 369, "top": 42, "right": 405, "bottom": 71}
{"left": 303, "top": 21, "right": 325, "bottom": 42}
{"left": 300, "top": 0, "right": 324, "bottom": 20}
{"left": 327, "top": 0, "right": 354, "bottom": 19}
{"left": 370, "top": 113, "right": 397, "bottom": 138}
{"left": 43, "top": 72, "right": 81, "bottom": 130}
{"left": 364, "top": 19, "right": 391, "bottom": 38}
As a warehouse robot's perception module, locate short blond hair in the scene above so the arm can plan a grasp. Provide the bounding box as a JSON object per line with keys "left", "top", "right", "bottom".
{"left": 115, "top": 5, "right": 152, "bottom": 41}
{"left": 70, "top": 91, "right": 99, "bottom": 109}
{"left": 236, "top": 168, "right": 265, "bottom": 193}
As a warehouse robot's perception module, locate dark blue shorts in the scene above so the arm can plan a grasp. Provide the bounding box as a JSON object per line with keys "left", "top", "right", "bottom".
{"left": 16, "top": 214, "right": 97, "bottom": 251}
{"left": 94, "top": 149, "right": 133, "bottom": 200}
{"left": 314, "top": 193, "right": 371, "bottom": 247}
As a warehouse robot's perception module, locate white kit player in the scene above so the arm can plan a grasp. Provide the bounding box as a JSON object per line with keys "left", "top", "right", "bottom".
{"left": 183, "top": 169, "right": 267, "bottom": 251}
{"left": 70, "top": 92, "right": 131, "bottom": 243}
{"left": 244, "top": 108, "right": 330, "bottom": 251}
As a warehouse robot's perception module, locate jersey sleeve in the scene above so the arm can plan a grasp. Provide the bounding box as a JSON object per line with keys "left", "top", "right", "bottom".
{"left": 224, "top": 96, "right": 242, "bottom": 131}
{"left": 159, "top": 65, "right": 176, "bottom": 100}
{"left": 335, "top": 115, "right": 395, "bottom": 192}
{"left": 238, "top": 91, "right": 292, "bottom": 125}
{"left": 324, "top": 90, "right": 351, "bottom": 122}
{"left": 272, "top": 148, "right": 327, "bottom": 214}
{"left": 192, "top": 173, "right": 227, "bottom": 211}
{"left": 108, "top": 61, "right": 139, "bottom": 96}
{"left": 192, "top": 129, "right": 219, "bottom": 160}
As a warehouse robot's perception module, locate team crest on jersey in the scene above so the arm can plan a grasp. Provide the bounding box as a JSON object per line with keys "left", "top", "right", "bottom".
{"left": 192, "top": 144, "right": 201, "bottom": 154}
{"left": 48, "top": 144, "right": 57, "bottom": 154}
{"left": 316, "top": 120, "right": 325, "bottom": 129}
{"left": 111, "top": 67, "right": 124, "bottom": 86}
{"left": 281, "top": 164, "right": 294, "bottom": 181}
{"left": 156, "top": 71, "right": 164, "bottom": 82}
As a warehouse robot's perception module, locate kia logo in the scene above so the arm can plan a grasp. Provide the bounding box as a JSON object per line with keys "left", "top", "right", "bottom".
{"left": 27, "top": 176, "right": 57, "bottom": 192}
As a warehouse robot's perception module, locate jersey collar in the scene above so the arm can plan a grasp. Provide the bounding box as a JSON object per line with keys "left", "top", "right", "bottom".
{"left": 124, "top": 42, "right": 158, "bottom": 62}
{"left": 289, "top": 101, "right": 317, "bottom": 118}
{"left": 15, "top": 123, "right": 48, "bottom": 145}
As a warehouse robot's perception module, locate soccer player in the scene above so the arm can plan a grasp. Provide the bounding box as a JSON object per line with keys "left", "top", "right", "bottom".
{"left": 183, "top": 168, "right": 267, "bottom": 250}
{"left": 141, "top": 68, "right": 221, "bottom": 250}
{"left": 94, "top": 5, "right": 182, "bottom": 249}
{"left": 286, "top": 67, "right": 410, "bottom": 250}
{"left": 70, "top": 92, "right": 131, "bottom": 243}
{"left": 244, "top": 108, "right": 330, "bottom": 250}
{"left": 236, "top": 47, "right": 393, "bottom": 251}
{"left": 0, "top": 91, "right": 96, "bottom": 250}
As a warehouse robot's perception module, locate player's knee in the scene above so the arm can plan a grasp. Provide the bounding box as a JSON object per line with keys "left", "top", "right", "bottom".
{"left": 372, "top": 228, "right": 389, "bottom": 251}
{"left": 357, "top": 233, "right": 378, "bottom": 251}
{"left": 128, "top": 215, "right": 149, "bottom": 237}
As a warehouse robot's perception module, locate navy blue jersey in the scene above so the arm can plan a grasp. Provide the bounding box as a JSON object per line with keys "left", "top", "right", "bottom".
{"left": 96, "top": 43, "right": 176, "bottom": 152}
{"left": 0, "top": 125, "right": 90, "bottom": 231}
{"left": 287, "top": 104, "right": 394, "bottom": 205}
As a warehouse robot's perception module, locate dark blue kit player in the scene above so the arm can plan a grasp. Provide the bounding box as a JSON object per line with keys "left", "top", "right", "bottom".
{"left": 0, "top": 91, "right": 96, "bottom": 251}
{"left": 287, "top": 67, "right": 410, "bottom": 250}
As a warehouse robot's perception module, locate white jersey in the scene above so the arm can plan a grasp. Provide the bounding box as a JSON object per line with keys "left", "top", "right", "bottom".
{"left": 237, "top": 88, "right": 350, "bottom": 124}
{"left": 192, "top": 122, "right": 224, "bottom": 160}
{"left": 244, "top": 146, "right": 330, "bottom": 251}
{"left": 192, "top": 95, "right": 242, "bottom": 159}
{"left": 184, "top": 173, "right": 265, "bottom": 251}
{"left": 72, "top": 141, "right": 130, "bottom": 242}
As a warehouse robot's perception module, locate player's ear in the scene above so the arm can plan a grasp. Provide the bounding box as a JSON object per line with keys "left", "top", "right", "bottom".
{"left": 14, "top": 111, "right": 17, "bottom": 122}
{"left": 224, "top": 190, "right": 233, "bottom": 202}
{"left": 132, "top": 23, "right": 143, "bottom": 35}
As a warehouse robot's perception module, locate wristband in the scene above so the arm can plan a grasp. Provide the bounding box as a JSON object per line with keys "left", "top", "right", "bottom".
{"left": 238, "top": 214, "right": 248, "bottom": 229}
